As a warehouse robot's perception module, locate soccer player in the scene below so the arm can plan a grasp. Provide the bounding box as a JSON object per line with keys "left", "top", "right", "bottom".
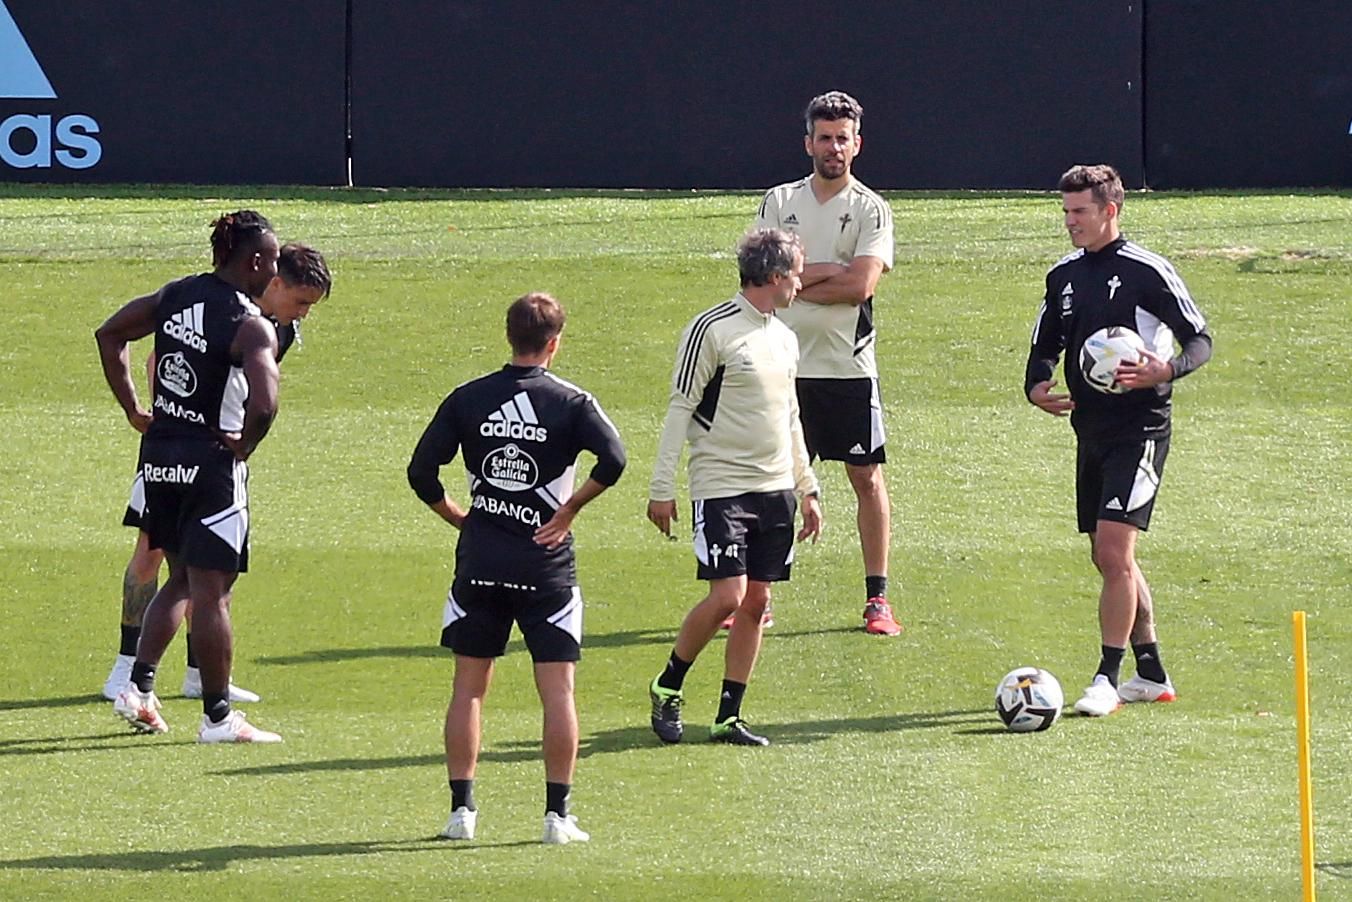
{"left": 1025, "top": 164, "right": 1212, "bottom": 716}
{"left": 754, "top": 90, "right": 900, "bottom": 636}
{"left": 101, "top": 243, "right": 332, "bottom": 703}
{"left": 95, "top": 210, "right": 286, "bottom": 743}
{"left": 407, "top": 292, "right": 626, "bottom": 845}
{"left": 647, "top": 229, "right": 823, "bottom": 748}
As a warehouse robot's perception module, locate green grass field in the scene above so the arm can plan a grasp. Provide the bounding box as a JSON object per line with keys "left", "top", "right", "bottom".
{"left": 1, "top": 185, "right": 1349, "bottom": 900}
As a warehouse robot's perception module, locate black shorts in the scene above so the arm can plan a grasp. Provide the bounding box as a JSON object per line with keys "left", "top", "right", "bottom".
{"left": 441, "top": 577, "right": 582, "bottom": 663}
{"left": 140, "top": 436, "right": 250, "bottom": 572}
{"left": 795, "top": 377, "right": 886, "bottom": 464}
{"left": 692, "top": 490, "right": 796, "bottom": 582}
{"left": 1076, "top": 434, "right": 1170, "bottom": 533}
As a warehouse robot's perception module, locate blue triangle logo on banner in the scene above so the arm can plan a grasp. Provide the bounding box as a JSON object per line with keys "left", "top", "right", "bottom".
{"left": 0, "top": 0, "right": 56, "bottom": 99}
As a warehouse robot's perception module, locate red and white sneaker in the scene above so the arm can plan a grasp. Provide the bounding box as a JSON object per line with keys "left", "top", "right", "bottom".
{"left": 113, "top": 685, "right": 169, "bottom": 734}
{"left": 720, "top": 604, "right": 774, "bottom": 630}
{"left": 863, "top": 597, "right": 902, "bottom": 636}
{"left": 1117, "top": 674, "right": 1177, "bottom": 703}
{"left": 197, "top": 710, "right": 282, "bottom": 744}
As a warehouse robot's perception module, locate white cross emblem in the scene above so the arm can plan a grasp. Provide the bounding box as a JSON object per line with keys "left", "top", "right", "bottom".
{"left": 1107, "top": 275, "right": 1122, "bottom": 300}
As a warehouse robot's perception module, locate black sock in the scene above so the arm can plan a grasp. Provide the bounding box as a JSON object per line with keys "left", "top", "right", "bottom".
{"left": 657, "top": 651, "right": 692, "bottom": 692}
{"left": 545, "top": 782, "right": 570, "bottom": 818}
{"left": 1096, "top": 645, "right": 1126, "bottom": 688}
{"left": 119, "top": 625, "right": 141, "bottom": 657}
{"left": 866, "top": 576, "right": 888, "bottom": 599}
{"left": 204, "top": 693, "right": 230, "bottom": 723}
{"left": 185, "top": 633, "right": 198, "bottom": 669}
{"left": 130, "top": 661, "right": 156, "bottom": 693}
{"left": 450, "top": 779, "right": 475, "bottom": 812}
{"left": 716, "top": 679, "right": 747, "bottom": 723}
{"left": 1132, "top": 642, "right": 1168, "bottom": 683}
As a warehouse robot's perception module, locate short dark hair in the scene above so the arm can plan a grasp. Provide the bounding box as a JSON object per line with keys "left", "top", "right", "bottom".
{"left": 805, "top": 90, "right": 863, "bottom": 135}
{"left": 277, "top": 243, "right": 332, "bottom": 298}
{"left": 1058, "top": 164, "right": 1125, "bottom": 210}
{"left": 209, "top": 210, "right": 273, "bottom": 267}
{"left": 506, "top": 292, "right": 565, "bottom": 355}
{"left": 738, "top": 229, "right": 801, "bottom": 287}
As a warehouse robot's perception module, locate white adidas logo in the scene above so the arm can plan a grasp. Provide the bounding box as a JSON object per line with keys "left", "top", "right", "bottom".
{"left": 163, "top": 302, "right": 208, "bottom": 352}
{"left": 0, "top": 1, "right": 54, "bottom": 99}
{"left": 480, "top": 391, "right": 548, "bottom": 442}
{"left": 1061, "top": 283, "right": 1074, "bottom": 296}
{"left": 849, "top": 443, "right": 866, "bottom": 455}
{"left": 1105, "top": 497, "right": 1124, "bottom": 511}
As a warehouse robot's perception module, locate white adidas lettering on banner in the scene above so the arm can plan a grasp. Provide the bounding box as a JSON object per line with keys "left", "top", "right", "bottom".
{"left": 0, "top": 1, "right": 103, "bottom": 170}
{"left": 163, "top": 302, "right": 208, "bottom": 352}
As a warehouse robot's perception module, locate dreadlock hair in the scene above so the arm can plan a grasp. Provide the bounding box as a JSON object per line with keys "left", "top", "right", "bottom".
{"left": 277, "top": 243, "right": 333, "bottom": 298}
{"left": 210, "top": 210, "right": 274, "bottom": 267}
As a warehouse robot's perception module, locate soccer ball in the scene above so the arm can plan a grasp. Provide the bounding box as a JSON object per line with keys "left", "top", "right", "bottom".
{"left": 995, "top": 667, "right": 1064, "bottom": 732}
{"left": 1080, "top": 326, "right": 1146, "bottom": 394}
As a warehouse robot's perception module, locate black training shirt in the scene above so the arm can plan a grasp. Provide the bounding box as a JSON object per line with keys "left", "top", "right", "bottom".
{"left": 407, "top": 365, "right": 626, "bottom": 590}
{"left": 1025, "top": 236, "right": 1212, "bottom": 440}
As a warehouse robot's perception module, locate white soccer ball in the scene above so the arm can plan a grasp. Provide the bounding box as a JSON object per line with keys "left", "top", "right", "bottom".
{"left": 1079, "top": 326, "right": 1147, "bottom": 394}
{"left": 995, "top": 667, "right": 1064, "bottom": 732}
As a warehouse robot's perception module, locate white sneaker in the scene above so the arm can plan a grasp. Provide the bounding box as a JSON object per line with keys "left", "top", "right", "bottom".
{"left": 113, "top": 685, "right": 168, "bottom": 733}
{"left": 542, "top": 812, "right": 590, "bottom": 845}
{"left": 440, "top": 806, "right": 478, "bottom": 840}
{"left": 196, "top": 710, "right": 281, "bottom": 743}
{"left": 182, "top": 667, "right": 262, "bottom": 703}
{"left": 1118, "top": 674, "right": 1177, "bottom": 703}
{"left": 102, "top": 654, "right": 134, "bottom": 701}
{"left": 1073, "top": 675, "right": 1123, "bottom": 717}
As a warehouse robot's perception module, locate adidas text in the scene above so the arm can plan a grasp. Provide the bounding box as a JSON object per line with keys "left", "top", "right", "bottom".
{"left": 0, "top": 8, "right": 103, "bottom": 170}
{"left": 163, "top": 311, "right": 208, "bottom": 351}
{"left": 480, "top": 420, "right": 547, "bottom": 442}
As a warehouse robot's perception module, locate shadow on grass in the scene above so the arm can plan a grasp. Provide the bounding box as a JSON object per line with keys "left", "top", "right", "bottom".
{"left": 255, "top": 628, "right": 679, "bottom": 666}
{"left": 0, "top": 836, "right": 538, "bottom": 873}
{"left": 0, "top": 694, "right": 106, "bottom": 711}
{"left": 210, "top": 709, "right": 989, "bottom": 778}
{"left": 1317, "top": 862, "right": 1351, "bottom": 879}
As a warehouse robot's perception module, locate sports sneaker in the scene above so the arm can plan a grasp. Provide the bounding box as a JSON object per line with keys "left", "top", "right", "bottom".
{"left": 196, "top": 710, "right": 282, "bottom": 743}
{"left": 710, "top": 717, "right": 770, "bottom": 746}
{"left": 542, "top": 812, "right": 590, "bottom": 844}
{"left": 182, "top": 667, "right": 262, "bottom": 703}
{"left": 720, "top": 604, "right": 774, "bottom": 630}
{"left": 113, "top": 685, "right": 168, "bottom": 734}
{"left": 649, "top": 676, "right": 684, "bottom": 743}
{"left": 863, "top": 597, "right": 903, "bottom": 636}
{"left": 1117, "top": 674, "right": 1177, "bottom": 703}
{"left": 440, "top": 806, "right": 478, "bottom": 840}
{"left": 102, "top": 654, "right": 134, "bottom": 701}
{"left": 1073, "top": 675, "right": 1123, "bottom": 717}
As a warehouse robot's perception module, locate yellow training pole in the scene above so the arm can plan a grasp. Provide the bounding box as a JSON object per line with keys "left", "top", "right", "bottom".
{"left": 1293, "top": 610, "right": 1316, "bottom": 901}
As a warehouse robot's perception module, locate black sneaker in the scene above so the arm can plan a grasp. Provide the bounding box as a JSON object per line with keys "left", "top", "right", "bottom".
{"left": 649, "top": 676, "right": 684, "bottom": 743}
{"left": 709, "top": 717, "right": 769, "bottom": 746}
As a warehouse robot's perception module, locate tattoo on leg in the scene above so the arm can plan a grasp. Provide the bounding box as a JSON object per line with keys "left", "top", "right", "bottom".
{"left": 122, "top": 570, "right": 158, "bottom": 627}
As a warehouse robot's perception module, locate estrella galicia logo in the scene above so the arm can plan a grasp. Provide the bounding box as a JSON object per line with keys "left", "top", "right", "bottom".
{"left": 483, "top": 443, "right": 540, "bottom": 493}
{"left": 0, "top": 0, "right": 102, "bottom": 170}
{"left": 157, "top": 351, "right": 198, "bottom": 399}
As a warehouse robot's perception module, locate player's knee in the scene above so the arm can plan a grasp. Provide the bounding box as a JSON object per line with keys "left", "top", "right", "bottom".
{"left": 846, "top": 463, "right": 884, "bottom": 496}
